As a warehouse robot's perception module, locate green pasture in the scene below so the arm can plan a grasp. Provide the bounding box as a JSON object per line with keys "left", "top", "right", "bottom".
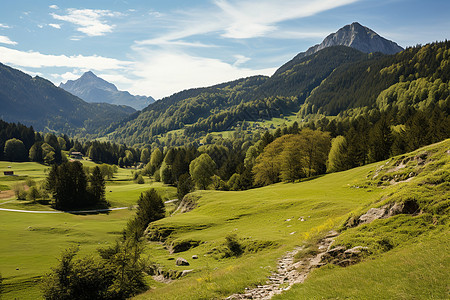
{"left": 0, "top": 159, "right": 177, "bottom": 299}
{"left": 136, "top": 163, "right": 386, "bottom": 299}
{"left": 0, "top": 209, "right": 134, "bottom": 299}
{"left": 0, "top": 141, "right": 448, "bottom": 299}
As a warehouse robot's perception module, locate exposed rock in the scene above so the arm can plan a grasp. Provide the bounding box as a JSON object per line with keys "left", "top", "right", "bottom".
{"left": 321, "top": 245, "right": 369, "bottom": 267}
{"left": 181, "top": 269, "right": 194, "bottom": 277}
{"left": 192, "top": 255, "right": 198, "bottom": 259}
{"left": 356, "top": 199, "right": 420, "bottom": 226}
{"left": 175, "top": 257, "right": 190, "bottom": 266}
{"left": 173, "top": 194, "right": 199, "bottom": 214}
{"left": 359, "top": 207, "right": 387, "bottom": 224}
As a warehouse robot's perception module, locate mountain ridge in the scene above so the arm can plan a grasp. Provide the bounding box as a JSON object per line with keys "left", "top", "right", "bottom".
{"left": 0, "top": 63, "right": 135, "bottom": 135}
{"left": 275, "top": 22, "right": 403, "bottom": 75}
{"left": 60, "top": 71, "right": 155, "bottom": 110}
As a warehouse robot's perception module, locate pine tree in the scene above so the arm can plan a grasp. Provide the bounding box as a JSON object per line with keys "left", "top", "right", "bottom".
{"left": 89, "top": 166, "right": 106, "bottom": 205}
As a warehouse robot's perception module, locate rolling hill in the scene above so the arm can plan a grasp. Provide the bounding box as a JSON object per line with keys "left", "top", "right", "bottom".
{"left": 135, "top": 139, "right": 449, "bottom": 299}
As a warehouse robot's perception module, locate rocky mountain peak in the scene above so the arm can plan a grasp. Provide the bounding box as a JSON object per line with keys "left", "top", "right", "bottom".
{"left": 274, "top": 22, "right": 404, "bottom": 75}
{"left": 317, "top": 22, "right": 403, "bottom": 55}
{"left": 59, "top": 71, "right": 154, "bottom": 110}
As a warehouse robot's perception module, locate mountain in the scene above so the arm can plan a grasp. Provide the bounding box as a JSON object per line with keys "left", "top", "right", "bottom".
{"left": 276, "top": 22, "right": 403, "bottom": 75}
{"left": 300, "top": 40, "right": 450, "bottom": 116}
{"left": 0, "top": 63, "right": 135, "bottom": 135}
{"left": 60, "top": 71, "right": 155, "bottom": 110}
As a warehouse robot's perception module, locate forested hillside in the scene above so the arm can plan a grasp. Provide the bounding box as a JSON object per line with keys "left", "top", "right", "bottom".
{"left": 300, "top": 41, "right": 450, "bottom": 116}
{"left": 107, "top": 46, "right": 369, "bottom": 146}
{"left": 0, "top": 63, "right": 135, "bottom": 135}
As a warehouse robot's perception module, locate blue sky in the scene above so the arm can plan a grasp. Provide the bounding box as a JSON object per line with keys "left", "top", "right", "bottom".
{"left": 0, "top": 0, "right": 449, "bottom": 99}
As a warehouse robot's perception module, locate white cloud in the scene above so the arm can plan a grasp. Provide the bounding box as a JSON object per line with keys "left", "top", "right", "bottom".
{"left": 233, "top": 54, "right": 250, "bottom": 66}
{"left": 149, "top": 10, "right": 164, "bottom": 18}
{"left": 49, "top": 23, "right": 61, "bottom": 29}
{"left": 0, "top": 23, "right": 10, "bottom": 29}
{"left": 0, "top": 46, "right": 132, "bottom": 70}
{"left": 268, "top": 30, "right": 331, "bottom": 39}
{"left": 51, "top": 9, "right": 122, "bottom": 36}
{"left": 215, "top": 0, "right": 359, "bottom": 39}
{"left": 0, "top": 36, "right": 17, "bottom": 45}
{"left": 135, "top": 38, "right": 216, "bottom": 48}
{"left": 49, "top": 5, "right": 59, "bottom": 10}
{"left": 51, "top": 71, "right": 80, "bottom": 83}
{"left": 128, "top": 48, "right": 275, "bottom": 99}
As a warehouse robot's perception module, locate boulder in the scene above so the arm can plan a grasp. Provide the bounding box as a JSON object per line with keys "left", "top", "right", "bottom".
{"left": 358, "top": 208, "right": 386, "bottom": 224}
{"left": 192, "top": 255, "right": 198, "bottom": 259}
{"left": 175, "top": 257, "right": 190, "bottom": 266}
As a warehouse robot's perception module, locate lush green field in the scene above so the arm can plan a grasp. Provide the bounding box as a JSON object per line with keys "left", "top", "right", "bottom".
{"left": 0, "top": 159, "right": 176, "bottom": 299}
{"left": 0, "top": 160, "right": 177, "bottom": 209}
{"left": 0, "top": 209, "right": 135, "bottom": 299}
{"left": 0, "top": 141, "right": 448, "bottom": 299}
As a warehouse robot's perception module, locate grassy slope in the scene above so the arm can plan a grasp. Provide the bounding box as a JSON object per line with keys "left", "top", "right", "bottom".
{"left": 275, "top": 230, "right": 449, "bottom": 299}
{"left": 136, "top": 140, "right": 449, "bottom": 299}
{"left": 0, "top": 209, "right": 134, "bottom": 299}
{"left": 136, "top": 164, "right": 384, "bottom": 299}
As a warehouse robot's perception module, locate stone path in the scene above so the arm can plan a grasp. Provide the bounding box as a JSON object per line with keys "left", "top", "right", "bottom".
{"left": 226, "top": 230, "right": 339, "bottom": 300}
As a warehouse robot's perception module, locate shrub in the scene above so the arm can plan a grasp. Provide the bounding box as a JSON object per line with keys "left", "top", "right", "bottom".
{"left": 136, "top": 174, "right": 145, "bottom": 184}
{"left": 13, "top": 184, "right": 27, "bottom": 200}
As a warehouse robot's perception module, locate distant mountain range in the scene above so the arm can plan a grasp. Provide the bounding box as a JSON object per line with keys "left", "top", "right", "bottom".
{"left": 60, "top": 71, "right": 155, "bottom": 110}
{"left": 0, "top": 63, "right": 135, "bottom": 135}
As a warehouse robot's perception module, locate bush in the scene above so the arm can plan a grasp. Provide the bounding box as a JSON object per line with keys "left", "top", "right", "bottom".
{"left": 153, "top": 168, "right": 161, "bottom": 182}
{"left": 27, "top": 186, "right": 41, "bottom": 202}
{"left": 42, "top": 246, "right": 147, "bottom": 300}
{"left": 136, "top": 174, "right": 145, "bottom": 184}
{"left": 13, "top": 184, "right": 27, "bottom": 200}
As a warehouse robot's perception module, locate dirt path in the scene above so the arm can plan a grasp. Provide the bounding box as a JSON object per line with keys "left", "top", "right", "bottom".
{"left": 0, "top": 189, "right": 15, "bottom": 200}
{"left": 226, "top": 230, "right": 339, "bottom": 300}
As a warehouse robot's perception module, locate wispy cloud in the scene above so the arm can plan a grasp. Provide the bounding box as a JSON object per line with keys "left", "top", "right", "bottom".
{"left": 0, "top": 46, "right": 131, "bottom": 70}
{"left": 49, "top": 5, "right": 59, "bottom": 10}
{"left": 128, "top": 48, "right": 275, "bottom": 99}
{"left": 215, "top": 0, "right": 359, "bottom": 39}
{"left": 49, "top": 23, "right": 61, "bottom": 29}
{"left": 0, "top": 36, "right": 17, "bottom": 45}
{"left": 51, "top": 9, "right": 122, "bottom": 37}
{"left": 0, "top": 23, "right": 11, "bottom": 29}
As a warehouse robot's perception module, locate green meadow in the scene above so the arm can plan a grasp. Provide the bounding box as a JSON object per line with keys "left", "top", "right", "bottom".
{"left": 0, "top": 140, "right": 448, "bottom": 299}
{"left": 0, "top": 159, "right": 176, "bottom": 299}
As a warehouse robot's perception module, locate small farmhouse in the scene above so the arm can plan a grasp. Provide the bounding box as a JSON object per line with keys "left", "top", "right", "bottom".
{"left": 69, "top": 152, "right": 84, "bottom": 159}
